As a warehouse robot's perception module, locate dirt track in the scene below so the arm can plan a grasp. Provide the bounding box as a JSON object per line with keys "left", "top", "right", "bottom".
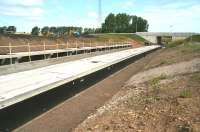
{"left": 14, "top": 48, "right": 159, "bottom": 132}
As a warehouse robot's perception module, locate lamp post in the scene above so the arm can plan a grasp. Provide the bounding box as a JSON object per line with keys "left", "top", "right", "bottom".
{"left": 170, "top": 25, "right": 173, "bottom": 43}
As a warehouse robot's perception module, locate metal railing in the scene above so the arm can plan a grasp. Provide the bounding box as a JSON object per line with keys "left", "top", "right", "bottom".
{"left": 0, "top": 41, "right": 132, "bottom": 65}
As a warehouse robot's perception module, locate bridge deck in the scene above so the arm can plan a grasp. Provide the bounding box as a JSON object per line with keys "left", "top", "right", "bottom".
{"left": 0, "top": 45, "right": 160, "bottom": 110}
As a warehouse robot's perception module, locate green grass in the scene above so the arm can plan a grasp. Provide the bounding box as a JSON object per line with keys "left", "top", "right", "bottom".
{"left": 158, "top": 60, "right": 174, "bottom": 66}
{"left": 166, "top": 39, "right": 185, "bottom": 48}
{"left": 190, "top": 73, "right": 200, "bottom": 82}
{"left": 166, "top": 35, "right": 200, "bottom": 48}
{"left": 179, "top": 90, "right": 192, "bottom": 98}
{"left": 93, "top": 34, "right": 146, "bottom": 43}
{"left": 124, "top": 34, "right": 147, "bottom": 42}
{"left": 165, "top": 36, "right": 200, "bottom": 55}
{"left": 149, "top": 74, "right": 167, "bottom": 94}
{"left": 185, "top": 35, "right": 200, "bottom": 42}
{"left": 143, "top": 95, "right": 161, "bottom": 104}
{"left": 149, "top": 74, "right": 167, "bottom": 86}
{"left": 181, "top": 43, "right": 200, "bottom": 53}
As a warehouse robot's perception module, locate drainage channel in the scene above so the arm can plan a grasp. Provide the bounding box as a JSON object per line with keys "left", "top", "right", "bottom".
{"left": 0, "top": 47, "right": 159, "bottom": 131}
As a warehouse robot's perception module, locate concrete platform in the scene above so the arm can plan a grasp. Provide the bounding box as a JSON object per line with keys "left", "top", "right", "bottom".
{"left": 0, "top": 45, "right": 160, "bottom": 110}
{"left": 0, "top": 44, "right": 132, "bottom": 65}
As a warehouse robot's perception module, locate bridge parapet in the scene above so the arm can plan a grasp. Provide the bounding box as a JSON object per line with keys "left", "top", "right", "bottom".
{"left": 136, "top": 32, "right": 199, "bottom": 44}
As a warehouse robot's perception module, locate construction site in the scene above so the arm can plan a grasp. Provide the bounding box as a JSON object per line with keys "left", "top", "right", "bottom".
{"left": 0, "top": 0, "right": 200, "bottom": 132}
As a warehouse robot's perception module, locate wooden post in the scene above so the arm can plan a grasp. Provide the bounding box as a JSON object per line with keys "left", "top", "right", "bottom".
{"left": 56, "top": 42, "right": 59, "bottom": 59}
{"left": 90, "top": 41, "right": 92, "bottom": 54}
{"left": 43, "top": 41, "right": 46, "bottom": 60}
{"left": 76, "top": 41, "right": 78, "bottom": 55}
{"left": 9, "top": 42, "right": 12, "bottom": 65}
{"left": 105, "top": 41, "right": 107, "bottom": 52}
{"left": 109, "top": 40, "right": 111, "bottom": 52}
{"left": 83, "top": 41, "right": 85, "bottom": 54}
{"left": 67, "top": 41, "right": 68, "bottom": 56}
{"left": 28, "top": 42, "right": 31, "bottom": 62}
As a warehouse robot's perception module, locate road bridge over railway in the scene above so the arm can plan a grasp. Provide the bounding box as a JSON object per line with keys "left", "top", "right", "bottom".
{"left": 136, "top": 32, "right": 199, "bottom": 44}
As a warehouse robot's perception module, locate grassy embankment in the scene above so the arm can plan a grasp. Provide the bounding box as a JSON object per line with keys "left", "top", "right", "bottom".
{"left": 143, "top": 35, "right": 200, "bottom": 69}
{"left": 92, "top": 34, "right": 146, "bottom": 43}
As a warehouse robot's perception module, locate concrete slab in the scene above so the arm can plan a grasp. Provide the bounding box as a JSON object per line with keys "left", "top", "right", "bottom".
{"left": 0, "top": 45, "right": 160, "bottom": 110}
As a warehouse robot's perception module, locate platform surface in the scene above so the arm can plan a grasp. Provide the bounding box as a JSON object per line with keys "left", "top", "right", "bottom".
{"left": 0, "top": 45, "right": 160, "bottom": 109}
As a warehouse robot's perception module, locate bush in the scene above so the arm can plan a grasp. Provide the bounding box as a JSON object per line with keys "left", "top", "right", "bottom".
{"left": 179, "top": 90, "right": 192, "bottom": 98}
{"left": 185, "top": 35, "right": 200, "bottom": 42}
{"left": 166, "top": 39, "right": 185, "bottom": 48}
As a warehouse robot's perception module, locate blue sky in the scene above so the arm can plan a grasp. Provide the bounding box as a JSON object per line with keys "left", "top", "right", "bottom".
{"left": 0, "top": 0, "right": 199, "bottom": 32}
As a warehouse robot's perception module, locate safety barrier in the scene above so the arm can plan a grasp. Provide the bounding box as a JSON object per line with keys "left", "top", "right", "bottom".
{"left": 0, "top": 41, "right": 133, "bottom": 65}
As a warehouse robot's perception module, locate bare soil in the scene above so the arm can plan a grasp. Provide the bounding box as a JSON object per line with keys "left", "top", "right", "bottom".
{"left": 0, "top": 34, "right": 142, "bottom": 54}
{"left": 74, "top": 45, "right": 200, "bottom": 132}
{"left": 75, "top": 59, "right": 200, "bottom": 132}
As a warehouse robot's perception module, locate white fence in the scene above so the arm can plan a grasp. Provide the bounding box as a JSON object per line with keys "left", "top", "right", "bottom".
{"left": 0, "top": 41, "right": 132, "bottom": 65}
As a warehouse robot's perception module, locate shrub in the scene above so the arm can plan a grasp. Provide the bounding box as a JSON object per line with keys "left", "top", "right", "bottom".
{"left": 179, "top": 90, "right": 192, "bottom": 98}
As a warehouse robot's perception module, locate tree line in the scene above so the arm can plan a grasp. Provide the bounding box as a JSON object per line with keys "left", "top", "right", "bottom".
{"left": 0, "top": 13, "right": 149, "bottom": 36}
{"left": 101, "top": 13, "right": 148, "bottom": 33}
{"left": 0, "top": 26, "right": 16, "bottom": 34}
{"left": 31, "top": 26, "right": 83, "bottom": 37}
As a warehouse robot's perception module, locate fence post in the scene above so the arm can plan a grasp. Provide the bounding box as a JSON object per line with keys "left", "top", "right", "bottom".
{"left": 109, "top": 40, "right": 111, "bottom": 52}
{"left": 76, "top": 41, "right": 78, "bottom": 55}
{"left": 67, "top": 41, "right": 68, "bottom": 56}
{"left": 43, "top": 41, "right": 46, "bottom": 60}
{"left": 83, "top": 41, "right": 85, "bottom": 54}
{"left": 105, "top": 41, "right": 107, "bottom": 52}
{"left": 94, "top": 42, "right": 96, "bottom": 53}
{"left": 90, "top": 41, "right": 92, "bottom": 54}
{"left": 56, "top": 42, "right": 59, "bottom": 59}
{"left": 28, "top": 42, "right": 31, "bottom": 62}
{"left": 9, "top": 42, "right": 12, "bottom": 65}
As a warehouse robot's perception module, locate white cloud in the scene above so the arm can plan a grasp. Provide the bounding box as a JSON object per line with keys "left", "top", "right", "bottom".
{"left": 121, "top": 0, "right": 134, "bottom": 9}
{"left": 1, "top": 0, "right": 44, "bottom": 6}
{"left": 88, "top": 11, "right": 98, "bottom": 18}
{"left": 0, "top": 0, "right": 45, "bottom": 21}
{"left": 138, "top": 2, "right": 200, "bottom": 32}
{"left": 0, "top": 7, "right": 44, "bottom": 17}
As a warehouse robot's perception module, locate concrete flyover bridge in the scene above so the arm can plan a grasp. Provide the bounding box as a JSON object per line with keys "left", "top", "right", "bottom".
{"left": 136, "top": 32, "right": 199, "bottom": 44}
